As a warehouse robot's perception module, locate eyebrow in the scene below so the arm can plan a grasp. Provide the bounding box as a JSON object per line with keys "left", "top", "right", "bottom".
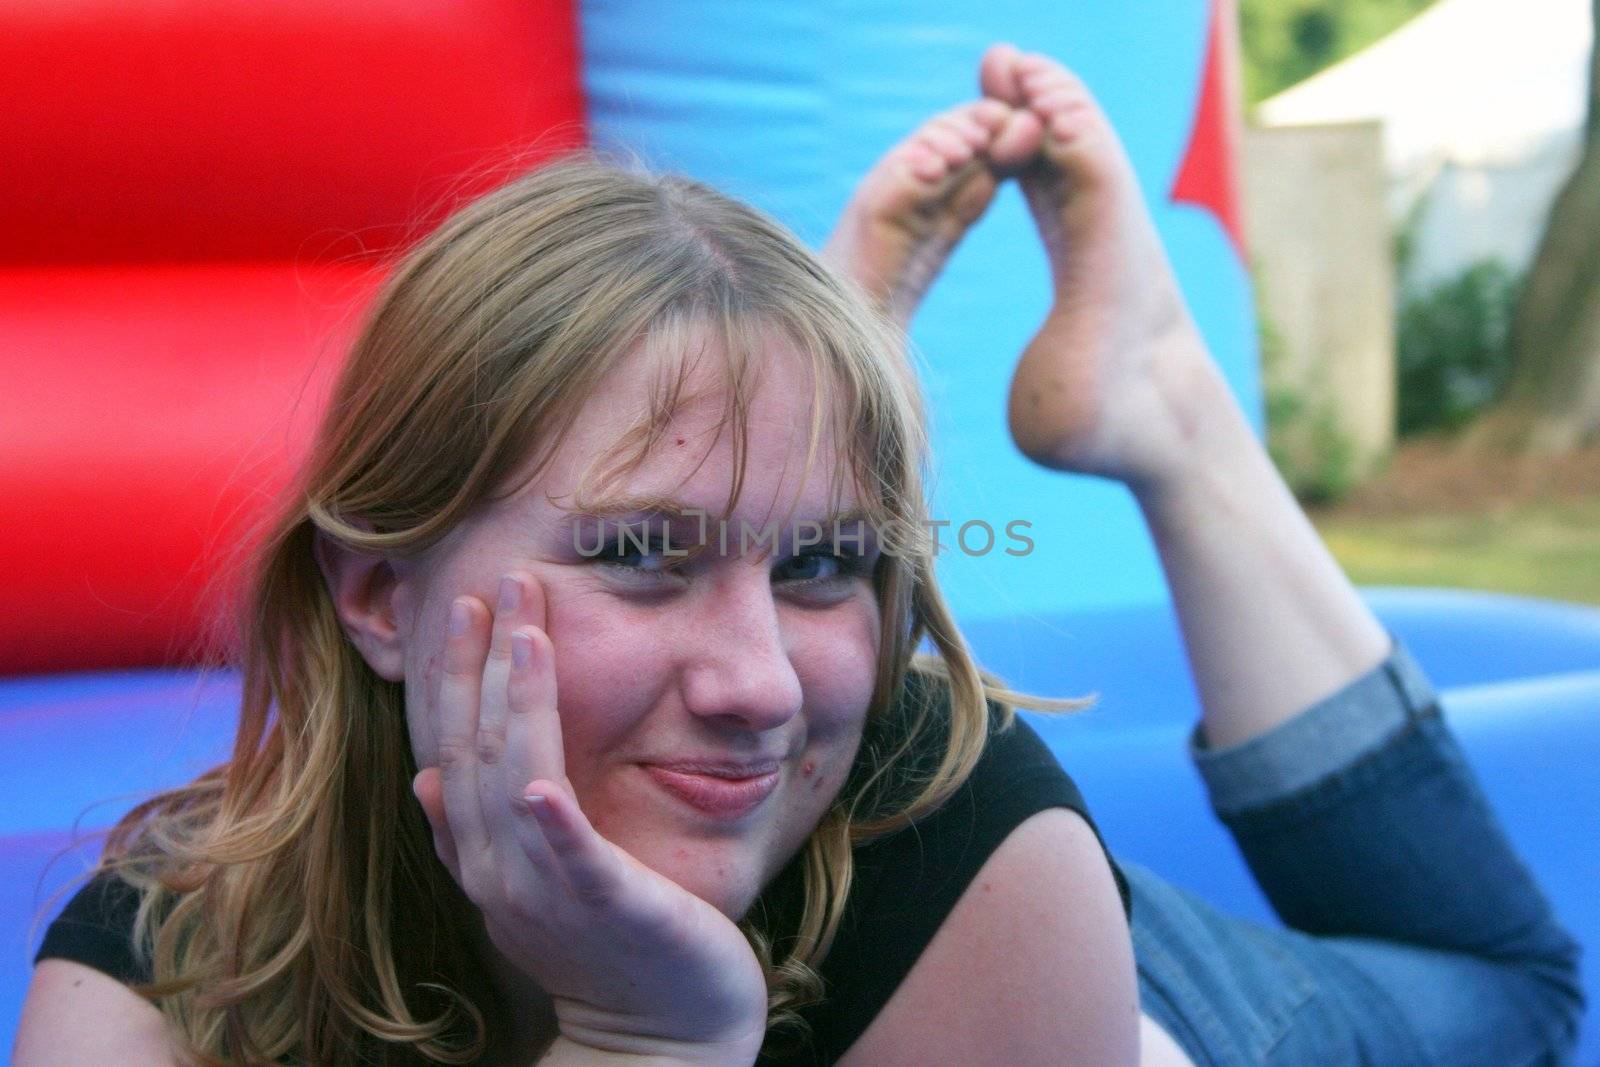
{"left": 563, "top": 493, "right": 872, "bottom": 529}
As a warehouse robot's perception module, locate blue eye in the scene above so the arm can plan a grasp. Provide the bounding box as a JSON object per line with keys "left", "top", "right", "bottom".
{"left": 589, "top": 526, "right": 686, "bottom": 583}
{"left": 774, "top": 549, "right": 874, "bottom": 586}
{"left": 582, "top": 521, "right": 878, "bottom": 595}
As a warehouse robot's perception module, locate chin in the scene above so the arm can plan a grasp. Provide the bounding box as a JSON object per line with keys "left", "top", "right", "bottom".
{"left": 694, "top": 878, "right": 761, "bottom": 921}
{"left": 678, "top": 861, "right": 766, "bottom": 921}
{"left": 626, "top": 834, "right": 767, "bottom": 920}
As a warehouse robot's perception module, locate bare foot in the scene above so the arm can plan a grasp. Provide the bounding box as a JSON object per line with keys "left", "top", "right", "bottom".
{"left": 823, "top": 99, "right": 1042, "bottom": 330}
{"left": 981, "top": 44, "right": 1216, "bottom": 486}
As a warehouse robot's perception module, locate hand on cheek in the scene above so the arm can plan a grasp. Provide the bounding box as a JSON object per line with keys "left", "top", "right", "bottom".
{"left": 412, "top": 570, "right": 558, "bottom": 882}
{"left": 406, "top": 572, "right": 768, "bottom": 1056}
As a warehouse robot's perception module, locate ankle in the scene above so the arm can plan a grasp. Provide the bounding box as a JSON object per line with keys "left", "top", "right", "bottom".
{"left": 1124, "top": 339, "right": 1252, "bottom": 500}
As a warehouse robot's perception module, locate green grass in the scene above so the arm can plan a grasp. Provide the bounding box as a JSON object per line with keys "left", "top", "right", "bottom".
{"left": 1311, "top": 498, "right": 1600, "bottom": 606}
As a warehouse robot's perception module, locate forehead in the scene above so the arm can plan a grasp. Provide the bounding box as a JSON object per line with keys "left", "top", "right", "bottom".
{"left": 530, "top": 322, "right": 858, "bottom": 522}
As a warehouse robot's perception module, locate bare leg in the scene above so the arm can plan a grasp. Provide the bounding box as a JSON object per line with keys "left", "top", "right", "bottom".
{"left": 979, "top": 45, "right": 1389, "bottom": 748}
{"left": 979, "top": 47, "right": 1582, "bottom": 1067}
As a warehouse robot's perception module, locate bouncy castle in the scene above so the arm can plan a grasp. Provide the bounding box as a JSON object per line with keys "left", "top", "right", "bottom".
{"left": 2, "top": 0, "right": 1597, "bottom": 1058}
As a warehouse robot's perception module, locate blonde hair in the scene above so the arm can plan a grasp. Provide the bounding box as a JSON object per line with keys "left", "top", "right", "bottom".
{"left": 98, "top": 155, "right": 1091, "bottom": 1063}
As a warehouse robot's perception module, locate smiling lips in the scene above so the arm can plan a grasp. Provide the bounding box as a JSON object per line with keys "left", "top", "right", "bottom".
{"left": 642, "top": 761, "right": 782, "bottom": 819}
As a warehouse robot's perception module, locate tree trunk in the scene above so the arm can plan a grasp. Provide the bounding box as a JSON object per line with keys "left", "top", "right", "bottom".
{"left": 1467, "top": 0, "right": 1600, "bottom": 454}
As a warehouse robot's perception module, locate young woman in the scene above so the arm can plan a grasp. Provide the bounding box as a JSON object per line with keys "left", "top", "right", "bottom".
{"left": 16, "top": 45, "right": 1583, "bottom": 1066}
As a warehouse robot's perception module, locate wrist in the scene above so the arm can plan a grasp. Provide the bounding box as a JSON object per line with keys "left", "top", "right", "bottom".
{"left": 543, "top": 1032, "right": 760, "bottom": 1067}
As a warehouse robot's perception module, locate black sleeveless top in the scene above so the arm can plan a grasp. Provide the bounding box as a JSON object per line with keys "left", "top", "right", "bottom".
{"left": 36, "top": 671, "right": 1128, "bottom": 1065}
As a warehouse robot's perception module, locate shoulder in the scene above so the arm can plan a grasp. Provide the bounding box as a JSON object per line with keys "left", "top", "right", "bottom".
{"left": 755, "top": 681, "right": 1134, "bottom": 1063}
{"left": 854, "top": 698, "right": 1132, "bottom": 920}
{"left": 16, "top": 873, "right": 177, "bottom": 1064}
{"left": 34, "top": 872, "right": 151, "bottom": 985}
{"left": 837, "top": 806, "right": 1139, "bottom": 1067}
{"left": 14, "top": 959, "right": 174, "bottom": 1064}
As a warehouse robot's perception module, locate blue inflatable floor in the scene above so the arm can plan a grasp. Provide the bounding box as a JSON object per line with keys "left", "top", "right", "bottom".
{"left": 4, "top": 589, "right": 1597, "bottom": 1062}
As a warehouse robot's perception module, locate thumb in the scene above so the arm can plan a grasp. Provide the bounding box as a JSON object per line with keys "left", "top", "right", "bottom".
{"left": 412, "top": 767, "right": 461, "bottom": 876}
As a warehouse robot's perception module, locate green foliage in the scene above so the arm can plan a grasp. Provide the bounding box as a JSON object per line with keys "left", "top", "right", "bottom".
{"left": 1396, "top": 260, "right": 1522, "bottom": 436}
{"left": 1239, "top": 0, "right": 1439, "bottom": 105}
{"left": 1257, "top": 279, "right": 1360, "bottom": 503}
{"left": 1266, "top": 381, "right": 1360, "bottom": 503}
{"left": 1316, "top": 499, "right": 1600, "bottom": 607}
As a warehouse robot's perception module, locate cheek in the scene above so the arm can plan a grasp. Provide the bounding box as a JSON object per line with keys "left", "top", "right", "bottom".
{"left": 796, "top": 595, "right": 881, "bottom": 710}
{"left": 541, "top": 584, "right": 670, "bottom": 758}
{"left": 791, "top": 598, "right": 881, "bottom": 773}
{"left": 547, "top": 584, "right": 647, "bottom": 665}
{"left": 393, "top": 550, "right": 528, "bottom": 765}
{"left": 399, "top": 607, "right": 453, "bottom": 767}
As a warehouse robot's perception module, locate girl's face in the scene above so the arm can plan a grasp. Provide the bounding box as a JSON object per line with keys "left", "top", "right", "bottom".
{"left": 398, "top": 328, "right": 883, "bottom": 919}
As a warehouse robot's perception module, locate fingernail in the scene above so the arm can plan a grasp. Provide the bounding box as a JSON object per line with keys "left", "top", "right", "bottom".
{"left": 512, "top": 630, "right": 534, "bottom": 668}
{"left": 499, "top": 575, "right": 521, "bottom": 612}
{"left": 524, "top": 791, "right": 547, "bottom": 808}
{"left": 449, "top": 599, "right": 470, "bottom": 636}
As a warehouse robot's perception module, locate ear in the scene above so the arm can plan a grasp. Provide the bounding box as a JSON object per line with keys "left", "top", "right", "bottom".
{"left": 312, "top": 531, "right": 410, "bottom": 682}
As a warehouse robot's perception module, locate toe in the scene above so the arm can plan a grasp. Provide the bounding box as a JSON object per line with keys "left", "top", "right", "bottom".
{"left": 968, "top": 98, "right": 1011, "bottom": 132}
{"left": 979, "top": 42, "right": 1027, "bottom": 106}
{"left": 988, "top": 108, "right": 1044, "bottom": 173}
{"left": 1032, "top": 88, "right": 1091, "bottom": 126}
{"left": 1018, "top": 69, "right": 1100, "bottom": 148}
{"left": 918, "top": 123, "right": 974, "bottom": 167}
{"left": 931, "top": 107, "right": 988, "bottom": 149}
{"left": 1017, "top": 51, "right": 1062, "bottom": 78}
{"left": 1019, "top": 53, "right": 1088, "bottom": 98}
{"left": 903, "top": 142, "right": 949, "bottom": 183}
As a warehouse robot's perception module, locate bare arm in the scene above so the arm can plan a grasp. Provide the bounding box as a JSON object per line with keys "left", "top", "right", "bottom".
{"left": 536, "top": 1037, "right": 758, "bottom": 1066}
{"left": 13, "top": 960, "right": 177, "bottom": 1065}
{"left": 1132, "top": 353, "right": 1391, "bottom": 750}
{"left": 15, "top": 961, "right": 751, "bottom": 1067}
{"left": 835, "top": 808, "right": 1139, "bottom": 1067}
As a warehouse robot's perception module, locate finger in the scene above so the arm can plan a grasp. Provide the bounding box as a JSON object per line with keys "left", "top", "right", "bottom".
{"left": 504, "top": 621, "right": 566, "bottom": 805}
{"left": 481, "top": 574, "right": 556, "bottom": 884}
{"left": 475, "top": 574, "right": 526, "bottom": 821}
{"left": 412, "top": 767, "right": 461, "bottom": 878}
{"left": 522, "top": 780, "right": 627, "bottom": 912}
{"left": 434, "top": 595, "right": 494, "bottom": 871}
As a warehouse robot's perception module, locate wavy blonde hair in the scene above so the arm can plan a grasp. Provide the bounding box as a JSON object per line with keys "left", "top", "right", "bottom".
{"left": 97, "top": 156, "right": 1091, "bottom": 1064}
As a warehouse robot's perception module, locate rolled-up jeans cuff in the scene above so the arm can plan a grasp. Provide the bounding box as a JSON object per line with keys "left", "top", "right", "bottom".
{"left": 1189, "top": 633, "right": 1439, "bottom": 818}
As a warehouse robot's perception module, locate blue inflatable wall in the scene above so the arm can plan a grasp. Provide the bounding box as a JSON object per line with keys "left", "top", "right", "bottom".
{"left": 583, "top": 0, "right": 1259, "bottom": 621}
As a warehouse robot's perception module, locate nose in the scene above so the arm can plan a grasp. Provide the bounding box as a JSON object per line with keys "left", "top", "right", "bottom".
{"left": 678, "top": 573, "right": 805, "bottom": 732}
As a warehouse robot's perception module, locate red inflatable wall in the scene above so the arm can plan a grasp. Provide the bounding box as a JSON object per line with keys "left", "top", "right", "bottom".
{"left": 0, "top": 0, "right": 585, "bottom": 674}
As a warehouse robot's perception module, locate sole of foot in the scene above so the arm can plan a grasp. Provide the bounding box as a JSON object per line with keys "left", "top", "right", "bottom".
{"left": 980, "top": 43, "right": 1210, "bottom": 483}
{"left": 822, "top": 97, "right": 1042, "bottom": 330}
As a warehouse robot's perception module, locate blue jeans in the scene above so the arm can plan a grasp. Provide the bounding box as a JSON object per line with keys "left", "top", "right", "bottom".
{"left": 1126, "top": 637, "right": 1586, "bottom": 1066}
